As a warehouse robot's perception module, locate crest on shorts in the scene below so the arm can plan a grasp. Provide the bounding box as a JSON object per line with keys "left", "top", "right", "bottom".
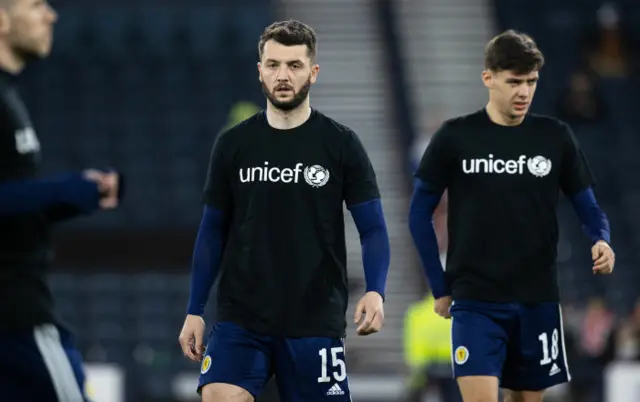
{"left": 454, "top": 346, "right": 469, "bottom": 365}
{"left": 201, "top": 355, "right": 212, "bottom": 374}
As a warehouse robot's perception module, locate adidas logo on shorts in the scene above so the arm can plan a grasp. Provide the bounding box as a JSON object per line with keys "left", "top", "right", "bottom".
{"left": 326, "top": 383, "right": 345, "bottom": 396}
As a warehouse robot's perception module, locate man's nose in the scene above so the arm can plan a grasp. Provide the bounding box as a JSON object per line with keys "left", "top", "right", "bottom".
{"left": 275, "top": 65, "right": 290, "bottom": 80}
{"left": 516, "top": 85, "right": 530, "bottom": 98}
{"left": 46, "top": 4, "right": 58, "bottom": 23}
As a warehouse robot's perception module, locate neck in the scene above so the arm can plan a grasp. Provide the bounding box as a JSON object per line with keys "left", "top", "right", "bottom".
{"left": 485, "top": 102, "right": 524, "bottom": 126}
{"left": 0, "top": 43, "right": 25, "bottom": 74}
{"left": 266, "top": 98, "right": 312, "bottom": 130}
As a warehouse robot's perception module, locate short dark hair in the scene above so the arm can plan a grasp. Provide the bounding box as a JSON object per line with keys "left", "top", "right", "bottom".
{"left": 258, "top": 19, "right": 317, "bottom": 61}
{"left": 484, "top": 30, "right": 545, "bottom": 74}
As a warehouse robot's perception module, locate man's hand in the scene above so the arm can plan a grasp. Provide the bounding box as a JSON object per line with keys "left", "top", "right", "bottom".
{"left": 592, "top": 240, "right": 615, "bottom": 275}
{"left": 179, "top": 314, "right": 206, "bottom": 362}
{"left": 83, "top": 169, "right": 120, "bottom": 209}
{"left": 354, "top": 291, "right": 384, "bottom": 336}
{"left": 434, "top": 296, "right": 452, "bottom": 319}
{"left": 98, "top": 171, "right": 120, "bottom": 209}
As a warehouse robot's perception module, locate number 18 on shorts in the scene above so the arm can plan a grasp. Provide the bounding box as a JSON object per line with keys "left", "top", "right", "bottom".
{"left": 451, "top": 301, "right": 571, "bottom": 391}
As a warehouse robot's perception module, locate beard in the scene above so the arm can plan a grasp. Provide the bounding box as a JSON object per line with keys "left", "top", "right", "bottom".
{"left": 262, "top": 76, "right": 312, "bottom": 112}
{"left": 11, "top": 41, "right": 48, "bottom": 64}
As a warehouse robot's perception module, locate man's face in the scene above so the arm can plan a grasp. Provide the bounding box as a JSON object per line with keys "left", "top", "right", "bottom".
{"left": 0, "top": 0, "right": 57, "bottom": 60}
{"left": 258, "top": 40, "right": 319, "bottom": 111}
{"left": 483, "top": 69, "right": 539, "bottom": 119}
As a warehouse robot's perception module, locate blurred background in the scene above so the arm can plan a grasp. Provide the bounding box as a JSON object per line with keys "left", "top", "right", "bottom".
{"left": 21, "top": 0, "right": 639, "bottom": 401}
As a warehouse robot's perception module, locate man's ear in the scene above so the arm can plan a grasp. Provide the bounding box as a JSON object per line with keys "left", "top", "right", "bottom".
{"left": 310, "top": 63, "right": 319, "bottom": 84}
{"left": 0, "top": 9, "right": 12, "bottom": 36}
{"left": 481, "top": 70, "right": 493, "bottom": 89}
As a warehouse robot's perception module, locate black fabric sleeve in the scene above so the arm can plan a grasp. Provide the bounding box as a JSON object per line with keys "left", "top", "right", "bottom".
{"left": 343, "top": 131, "right": 381, "bottom": 207}
{"left": 414, "top": 122, "right": 455, "bottom": 193}
{"left": 202, "top": 133, "right": 232, "bottom": 213}
{"left": 560, "top": 124, "right": 596, "bottom": 197}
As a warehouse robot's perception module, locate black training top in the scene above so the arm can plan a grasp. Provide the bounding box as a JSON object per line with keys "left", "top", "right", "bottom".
{"left": 415, "top": 109, "right": 594, "bottom": 303}
{"left": 0, "top": 70, "right": 57, "bottom": 329}
{"left": 203, "top": 109, "right": 380, "bottom": 337}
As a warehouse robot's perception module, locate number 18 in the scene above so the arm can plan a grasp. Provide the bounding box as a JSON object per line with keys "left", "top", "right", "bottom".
{"left": 538, "top": 328, "right": 559, "bottom": 365}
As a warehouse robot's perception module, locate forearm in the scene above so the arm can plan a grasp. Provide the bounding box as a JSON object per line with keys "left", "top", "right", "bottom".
{"left": 349, "top": 199, "right": 390, "bottom": 299}
{"left": 569, "top": 187, "right": 611, "bottom": 244}
{"left": 187, "top": 206, "right": 226, "bottom": 316}
{"left": 0, "top": 174, "right": 100, "bottom": 216}
{"left": 408, "top": 180, "right": 450, "bottom": 298}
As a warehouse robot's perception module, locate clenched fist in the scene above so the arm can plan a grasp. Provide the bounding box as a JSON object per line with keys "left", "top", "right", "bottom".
{"left": 354, "top": 291, "right": 384, "bottom": 336}
{"left": 592, "top": 240, "right": 614, "bottom": 275}
{"left": 83, "top": 169, "right": 120, "bottom": 209}
{"left": 434, "top": 295, "right": 452, "bottom": 319}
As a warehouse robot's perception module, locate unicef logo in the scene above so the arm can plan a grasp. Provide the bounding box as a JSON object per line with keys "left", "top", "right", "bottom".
{"left": 527, "top": 156, "right": 552, "bottom": 177}
{"left": 304, "top": 165, "right": 330, "bottom": 187}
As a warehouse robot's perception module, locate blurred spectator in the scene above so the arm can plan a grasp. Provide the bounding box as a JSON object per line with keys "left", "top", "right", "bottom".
{"left": 220, "top": 101, "right": 261, "bottom": 133}
{"left": 565, "top": 299, "right": 616, "bottom": 402}
{"left": 567, "top": 299, "right": 640, "bottom": 402}
{"left": 402, "top": 296, "right": 460, "bottom": 402}
{"left": 585, "top": 2, "right": 633, "bottom": 79}
{"left": 556, "top": 70, "right": 608, "bottom": 127}
{"left": 603, "top": 298, "right": 640, "bottom": 363}
{"left": 581, "top": 298, "right": 616, "bottom": 359}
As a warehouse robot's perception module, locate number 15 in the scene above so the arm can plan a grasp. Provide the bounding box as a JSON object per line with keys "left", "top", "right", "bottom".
{"left": 318, "top": 347, "right": 347, "bottom": 383}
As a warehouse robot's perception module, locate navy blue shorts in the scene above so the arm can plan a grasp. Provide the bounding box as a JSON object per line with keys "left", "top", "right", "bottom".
{"left": 450, "top": 300, "right": 571, "bottom": 391}
{"left": 198, "top": 321, "right": 351, "bottom": 401}
{"left": 0, "top": 324, "right": 89, "bottom": 402}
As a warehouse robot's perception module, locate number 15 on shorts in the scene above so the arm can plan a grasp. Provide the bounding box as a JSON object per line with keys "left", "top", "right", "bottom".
{"left": 318, "top": 347, "right": 347, "bottom": 383}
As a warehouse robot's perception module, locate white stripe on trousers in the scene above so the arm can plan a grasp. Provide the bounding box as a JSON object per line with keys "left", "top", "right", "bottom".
{"left": 557, "top": 304, "right": 572, "bottom": 381}
{"left": 33, "top": 324, "right": 85, "bottom": 402}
